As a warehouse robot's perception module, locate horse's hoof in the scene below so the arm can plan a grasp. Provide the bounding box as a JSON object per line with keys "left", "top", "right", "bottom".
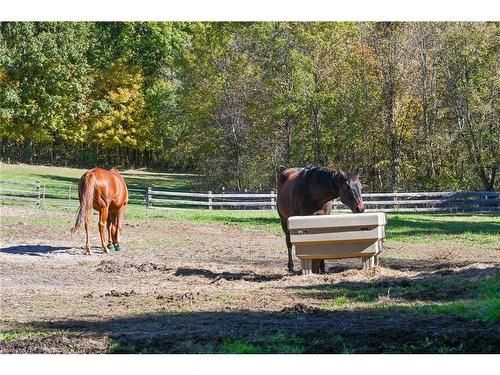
{"left": 113, "top": 244, "right": 121, "bottom": 252}
{"left": 107, "top": 244, "right": 114, "bottom": 251}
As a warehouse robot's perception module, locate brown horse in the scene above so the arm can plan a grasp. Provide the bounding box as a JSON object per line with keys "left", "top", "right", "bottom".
{"left": 71, "top": 168, "right": 128, "bottom": 255}
{"left": 277, "top": 165, "right": 365, "bottom": 272}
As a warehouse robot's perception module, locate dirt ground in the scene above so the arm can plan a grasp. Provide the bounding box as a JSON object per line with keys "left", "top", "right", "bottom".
{"left": 0, "top": 205, "right": 498, "bottom": 353}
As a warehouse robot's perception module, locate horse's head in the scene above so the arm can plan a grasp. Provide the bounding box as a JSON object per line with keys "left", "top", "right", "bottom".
{"left": 338, "top": 171, "right": 365, "bottom": 213}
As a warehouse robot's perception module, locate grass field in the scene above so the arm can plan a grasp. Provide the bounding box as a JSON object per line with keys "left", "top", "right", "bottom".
{"left": 2, "top": 162, "right": 498, "bottom": 247}
{"left": 0, "top": 162, "right": 202, "bottom": 191}
{"left": 0, "top": 163, "right": 499, "bottom": 353}
{"left": 0, "top": 161, "right": 204, "bottom": 207}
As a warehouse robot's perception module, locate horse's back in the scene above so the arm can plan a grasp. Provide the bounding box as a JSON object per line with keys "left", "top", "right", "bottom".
{"left": 277, "top": 166, "right": 333, "bottom": 219}
{"left": 85, "top": 168, "right": 128, "bottom": 207}
{"left": 277, "top": 168, "right": 303, "bottom": 219}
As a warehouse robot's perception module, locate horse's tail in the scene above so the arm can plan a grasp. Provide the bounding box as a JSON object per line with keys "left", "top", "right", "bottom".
{"left": 277, "top": 167, "right": 298, "bottom": 191}
{"left": 71, "top": 172, "right": 96, "bottom": 235}
{"left": 277, "top": 170, "right": 288, "bottom": 190}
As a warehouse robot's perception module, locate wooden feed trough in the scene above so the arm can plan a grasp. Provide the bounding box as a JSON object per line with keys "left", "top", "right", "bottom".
{"left": 288, "top": 213, "right": 387, "bottom": 275}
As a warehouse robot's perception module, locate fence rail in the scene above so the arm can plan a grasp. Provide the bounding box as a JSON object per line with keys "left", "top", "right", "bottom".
{"left": 0, "top": 179, "right": 498, "bottom": 213}
{"left": 147, "top": 188, "right": 276, "bottom": 210}
{"left": 0, "top": 181, "right": 146, "bottom": 209}
{"left": 148, "top": 189, "right": 499, "bottom": 212}
{"left": 332, "top": 191, "right": 500, "bottom": 212}
{"left": 0, "top": 180, "right": 41, "bottom": 205}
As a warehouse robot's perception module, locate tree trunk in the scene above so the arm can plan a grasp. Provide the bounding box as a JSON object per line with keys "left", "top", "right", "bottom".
{"left": 418, "top": 34, "right": 435, "bottom": 180}
{"left": 283, "top": 117, "right": 293, "bottom": 168}
{"left": 385, "top": 68, "right": 399, "bottom": 191}
{"left": 311, "top": 104, "right": 324, "bottom": 165}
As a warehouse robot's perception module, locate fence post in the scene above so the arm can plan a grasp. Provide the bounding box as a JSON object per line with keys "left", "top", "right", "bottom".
{"left": 35, "top": 180, "right": 40, "bottom": 206}
{"left": 208, "top": 191, "right": 213, "bottom": 211}
{"left": 42, "top": 184, "right": 46, "bottom": 207}
{"left": 270, "top": 190, "right": 275, "bottom": 210}
{"left": 393, "top": 189, "right": 398, "bottom": 212}
{"left": 147, "top": 187, "right": 152, "bottom": 208}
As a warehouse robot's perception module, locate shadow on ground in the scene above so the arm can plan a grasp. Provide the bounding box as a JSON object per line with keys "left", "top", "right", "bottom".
{"left": 0, "top": 245, "right": 72, "bottom": 256}
{"left": 174, "top": 267, "right": 284, "bottom": 282}
{"left": 1, "top": 264, "right": 498, "bottom": 354}
{"left": 289, "top": 264, "right": 499, "bottom": 303}
{"left": 0, "top": 244, "right": 110, "bottom": 256}
{"left": 2, "top": 304, "right": 498, "bottom": 354}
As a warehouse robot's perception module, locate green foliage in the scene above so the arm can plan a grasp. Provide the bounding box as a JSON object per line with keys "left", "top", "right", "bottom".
{"left": 0, "top": 22, "right": 498, "bottom": 191}
{"left": 108, "top": 341, "right": 137, "bottom": 354}
{"left": 0, "top": 22, "right": 93, "bottom": 145}
{"left": 0, "top": 326, "right": 69, "bottom": 342}
{"left": 218, "top": 340, "right": 261, "bottom": 354}
{"left": 324, "top": 294, "right": 350, "bottom": 309}
{"left": 218, "top": 332, "right": 304, "bottom": 354}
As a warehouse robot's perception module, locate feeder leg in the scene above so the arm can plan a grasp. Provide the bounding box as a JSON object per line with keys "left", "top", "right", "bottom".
{"left": 301, "top": 259, "right": 313, "bottom": 275}
{"left": 311, "top": 259, "right": 321, "bottom": 274}
{"left": 362, "top": 257, "right": 371, "bottom": 270}
{"left": 374, "top": 255, "right": 379, "bottom": 267}
{"left": 363, "top": 256, "right": 377, "bottom": 269}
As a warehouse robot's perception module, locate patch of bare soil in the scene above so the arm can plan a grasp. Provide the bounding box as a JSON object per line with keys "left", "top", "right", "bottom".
{"left": 0, "top": 206, "right": 499, "bottom": 353}
{"left": 0, "top": 333, "right": 110, "bottom": 354}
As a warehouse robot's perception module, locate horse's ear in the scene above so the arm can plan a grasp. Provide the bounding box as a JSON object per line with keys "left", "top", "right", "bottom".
{"left": 338, "top": 170, "right": 348, "bottom": 183}
{"left": 355, "top": 168, "right": 361, "bottom": 180}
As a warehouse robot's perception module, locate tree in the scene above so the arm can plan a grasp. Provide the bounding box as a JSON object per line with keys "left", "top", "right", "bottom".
{"left": 438, "top": 22, "right": 499, "bottom": 190}
{"left": 0, "top": 22, "right": 93, "bottom": 163}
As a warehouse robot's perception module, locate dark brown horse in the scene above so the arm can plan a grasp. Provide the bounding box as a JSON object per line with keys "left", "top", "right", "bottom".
{"left": 277, "top": 165, "right": 365, "bottom": 272}
{"left": 71, "top": 168, "right": 128, "bottom": 254}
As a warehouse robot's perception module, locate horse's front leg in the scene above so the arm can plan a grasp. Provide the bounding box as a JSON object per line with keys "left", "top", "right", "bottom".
{"left": 319, "top": 260, "right": 325, "bottom": 274}
{"left": 112, "top": 206, "right": 125, "bottom": 251}
{"left": 285, "top": 229, "right": 294, "bottom": 272}
{"left": 280, "top": 216, "right": 294, "bottom": 272}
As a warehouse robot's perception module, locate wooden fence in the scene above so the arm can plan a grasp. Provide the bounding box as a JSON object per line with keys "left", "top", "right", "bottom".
{"left": 0, "top": 181, "right": 146, "bottom": 209}
{"left": 0, "top": 180, "right": 41, "bottom": 205}
{"left": 0, "top": 180, "right": 498, "bottom": 213}
{"left": 333, "top": 191, "right": 500, "bottom": 213}
{"left": 147, "top": 188, "right": 276, "bottom": 210}
{"left": 148, "top": 188, "right": 499, "bottom": 212}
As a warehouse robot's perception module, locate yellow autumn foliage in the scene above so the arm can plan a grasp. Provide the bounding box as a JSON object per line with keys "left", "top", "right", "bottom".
{"left": 90, "top": 62, "right": 152, "bottom": 150}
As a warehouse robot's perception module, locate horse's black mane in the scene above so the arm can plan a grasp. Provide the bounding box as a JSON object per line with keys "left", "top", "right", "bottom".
{"left": 301, "top": 165, "right": 342, "bottom": 195}
{"left": 303, "top": 165, "right": 358, "bottom": 183}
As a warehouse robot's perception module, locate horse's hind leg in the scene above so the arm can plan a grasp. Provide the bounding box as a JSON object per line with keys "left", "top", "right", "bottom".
{"left": 106, "top": 213, "right": 114, "bottom": 252}
{"left": 280, "top": 216, "right": 294, "bottom": 272}
{"left": 84, "top": 214, "right": 91, "bottom": 255}
{"left": 98, "top": 207, "right": 109, "bottom": 253}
